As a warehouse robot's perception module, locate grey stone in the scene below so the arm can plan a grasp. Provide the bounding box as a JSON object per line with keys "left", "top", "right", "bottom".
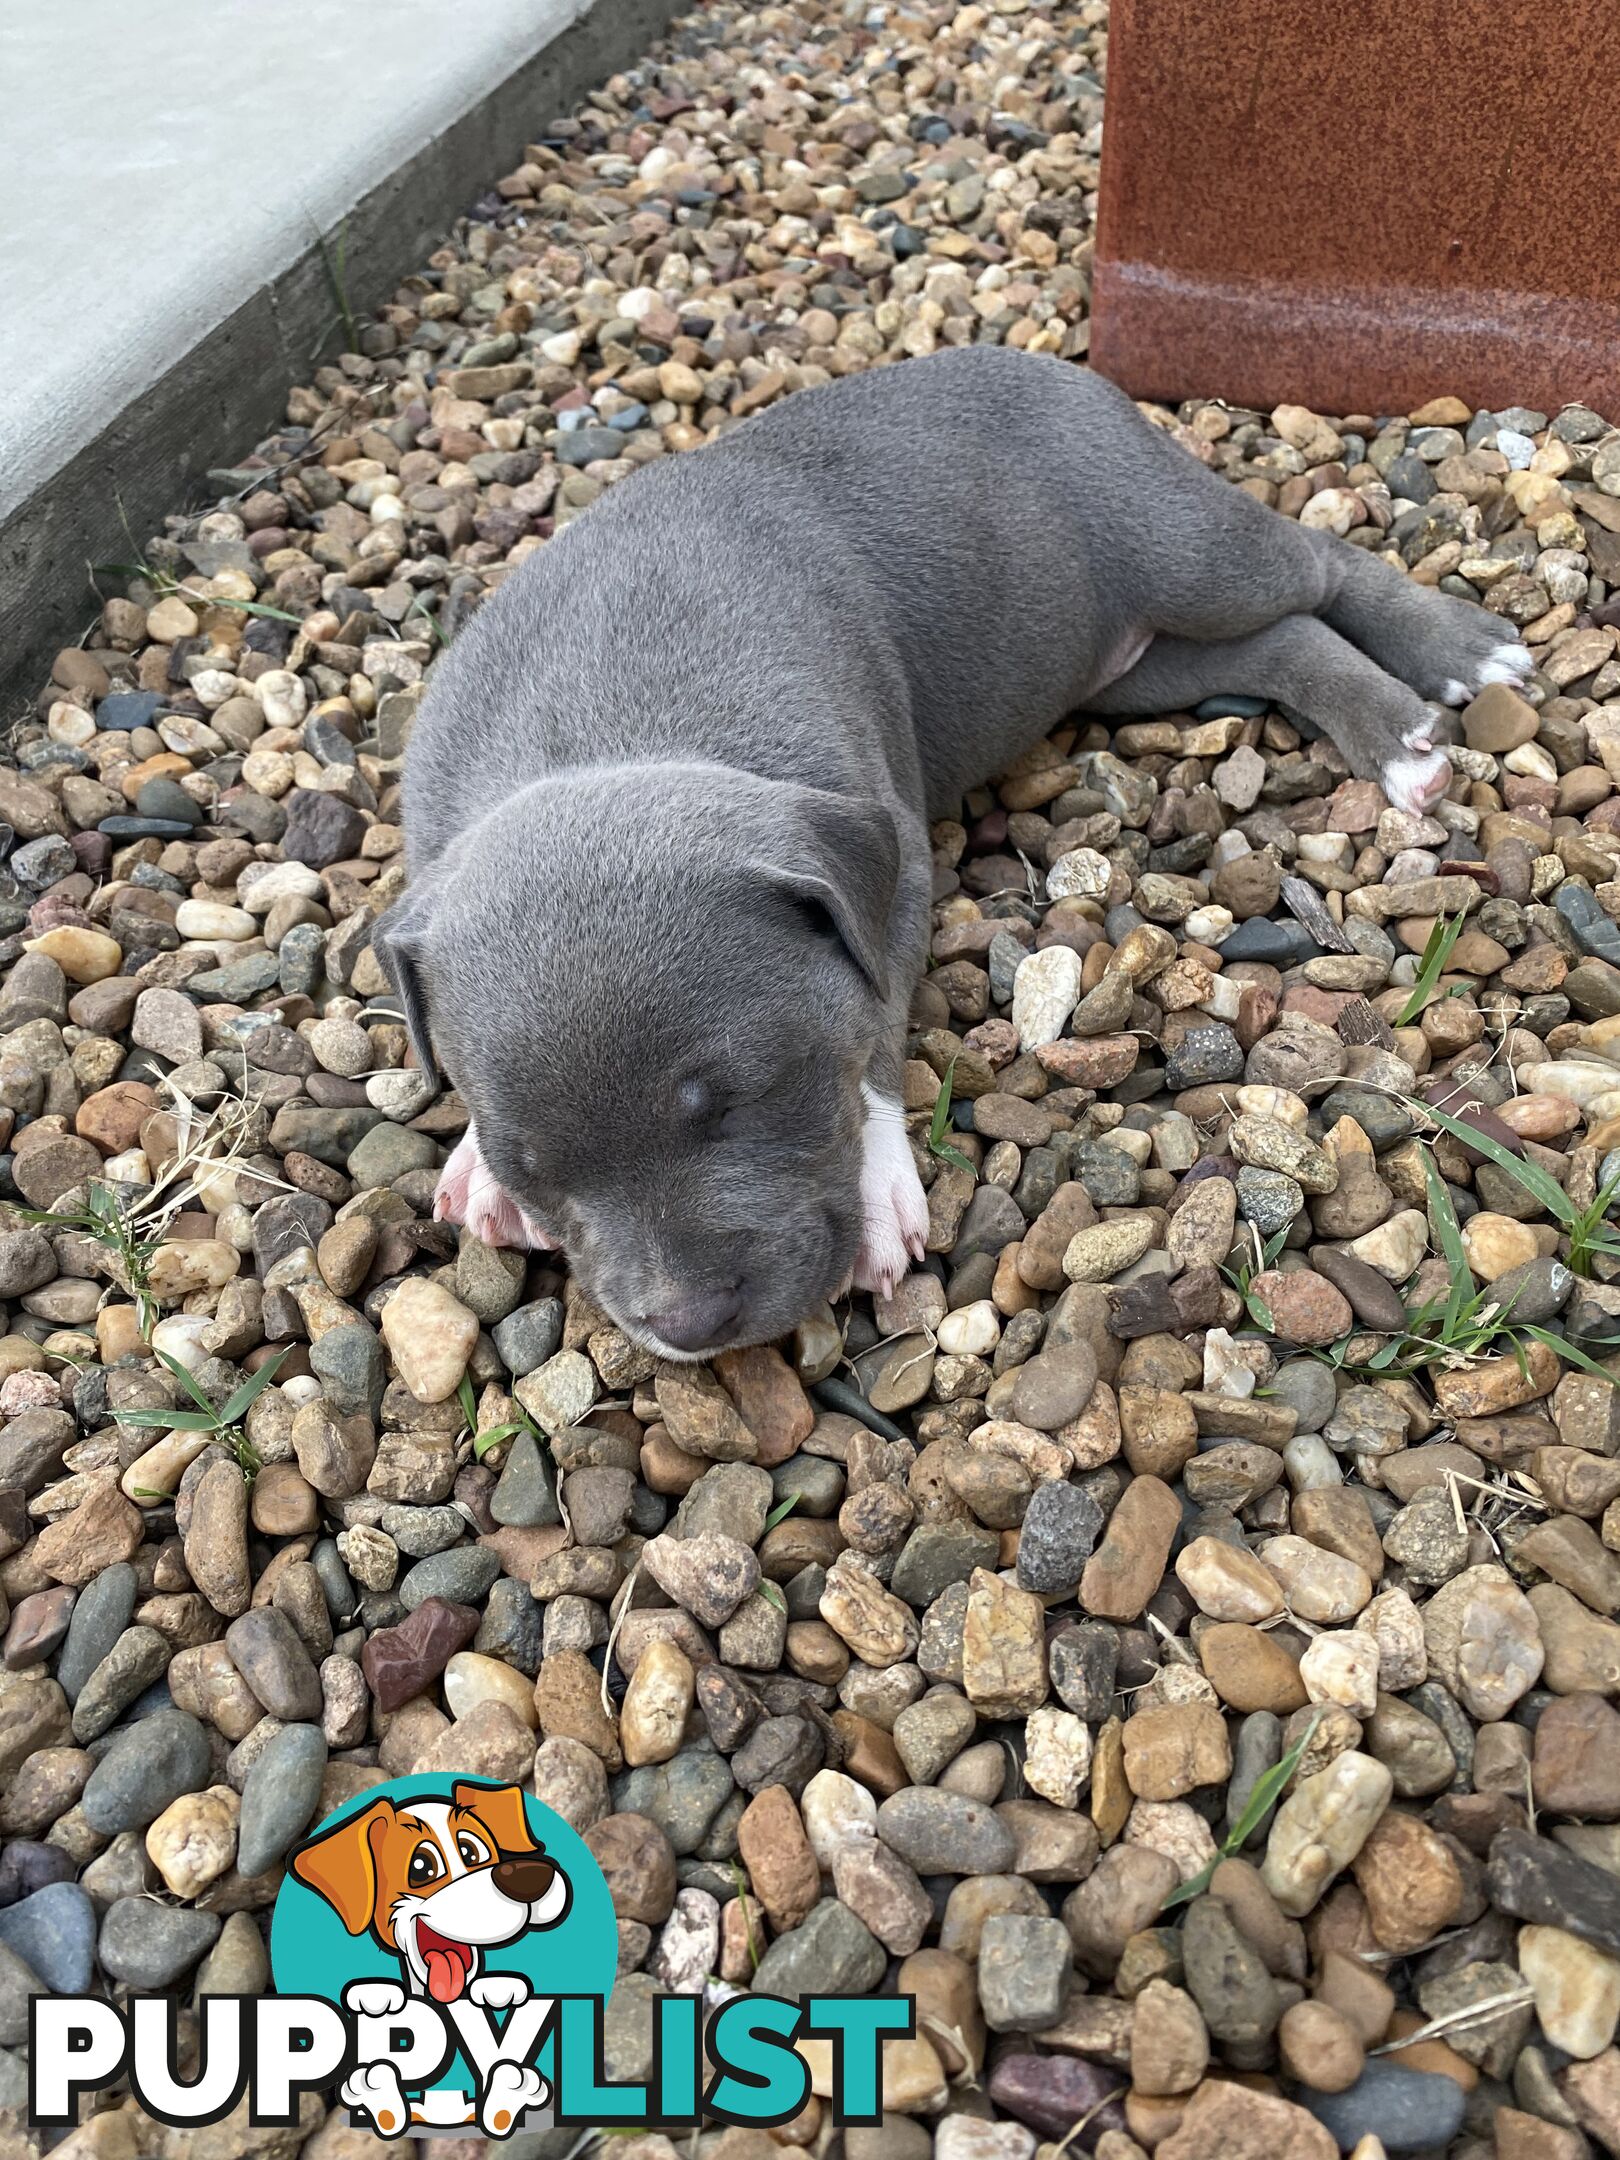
{"left": 225, "top": 1608, "right": 323, "bottom": 1722}
{"left": 0, "top": 1884, "right": 95, "bottom": 1995}
{"left": 99, "top": 1898, "right": 221, "bottom": 1989}
{"left": 1015, "top": 1481, "right": 1104, "bottom": 1593}
{"left": 56, "top": 1561, "right": 137, "bottom": 1702}
{"left": 310, "top": 1322, "right": 386, "bottom": 1418}
{"left": 492, "top": 1299, "right": 565, "bottom": 1377}
{"left": 753, "top": 1897, "right": 886, "bottom": 1998}
{"left": 977, "top": 1912, "right": 1074, "bottom": 2032}
{"left": 1303, "top": 2062, "right": 1468, "bottom": 2152}
{"left": 612, "top": 1750, "right": 736, "bottom": 1857}
{"left": 81, "top": 1709, "right": 212, "bottom": 1833}
{"left": 1049, "top": 1622, "right": 1119, "bottom": 1722}
{"left": 474, "top": 1580, "right": 545, "bottom": 1677}
{"left": 876, "top": 1788, "right": 1016, "bottom": 1875}
{"left": 490, "top": 1430, "right": 562, "bottom": 1528}
{"left": 237, "top": 1722, "right": 329, "bottom": 1876}
{"left": 71, "top": 1625, "right": 171, "bottom": 1742}
{"left": 398, "top": 1546, "right": 502, "bottom": 1610}
{"left": 892, "top": 1520, "right": 1001, "bottom": 1607}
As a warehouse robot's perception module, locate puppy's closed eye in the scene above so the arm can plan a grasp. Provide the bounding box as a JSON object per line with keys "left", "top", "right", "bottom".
{"left": 674, "top": 1076, "right": 714, "bottom": 1123}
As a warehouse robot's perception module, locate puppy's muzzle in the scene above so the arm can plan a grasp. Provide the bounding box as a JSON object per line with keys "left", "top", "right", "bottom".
{"left": 493, "top": 1853, "right": 558, "bottom": 1903}
{"left": 642, "top": 1283, "right": 743, "bottom": 1354}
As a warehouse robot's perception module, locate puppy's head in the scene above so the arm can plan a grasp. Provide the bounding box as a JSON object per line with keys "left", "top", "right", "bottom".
{"left": 290, "top": 1783, "right": 569, "bottom": 2003}
{"left": 377, "top": 765, "right": 897, "bottom": 1357}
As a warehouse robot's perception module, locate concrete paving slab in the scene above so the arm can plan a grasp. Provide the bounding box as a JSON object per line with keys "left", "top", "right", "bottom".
{"left": 0, "top": 0, "right": 683, "bottom": 708}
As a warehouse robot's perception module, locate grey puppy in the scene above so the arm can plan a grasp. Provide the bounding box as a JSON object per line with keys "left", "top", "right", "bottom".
{"left": 378, "top": 346, "right": 1529, "bottom": 1358}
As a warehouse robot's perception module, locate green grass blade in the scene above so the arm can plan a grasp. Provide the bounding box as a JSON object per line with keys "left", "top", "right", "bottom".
{"left": 1416, "top": 1096, "right": 1579, "bottom": 1227}
{"left": 217, "top": 1345, "right": 290, "bottom": 1424}
{"left": 1396, "top": 910, "right": 1468, "bottom": 1026}
{"left": 155, "top": 1350, "right": 222, "bottom": 1420}
{"left": 1231, "top": 1709, "right": 1322, "bottom": 1844}
{"left": 116, "top": 1407, "right": 218, "bottom": 1431}
{"left": 473, "top": 1419, "right": 526, "bottom": 1460}
{"left": 1161, "top": 1709, "right": 1322, "bottom": 1910}
{"left": 1420, "top": 1146, "right": 1473, "bottom": 1337}
{"left": 765, "top": 1492, "right": 802, "bottom": 1531}
{"left": 1523, "top": 1325, "right": 1620, "bottom": 1390}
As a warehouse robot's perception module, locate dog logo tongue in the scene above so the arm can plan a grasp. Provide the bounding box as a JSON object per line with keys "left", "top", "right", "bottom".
{"left": 417, "top": 1922, "right": 473, "bottom": 2003}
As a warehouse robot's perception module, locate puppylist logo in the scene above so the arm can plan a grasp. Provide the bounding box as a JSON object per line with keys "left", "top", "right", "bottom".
{"left": 30, "top": 1774, "right": 913, "bottom": 2138}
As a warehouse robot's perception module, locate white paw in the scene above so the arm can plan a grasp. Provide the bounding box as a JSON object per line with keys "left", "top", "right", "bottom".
{"left": 469, "top": 1972, "right": 530, "bottom": 2011}
{"left": 344, "top": 1980, "right": 407, "bottom": 2019}
{"left": 1440, "top": 677, "right": 1472, "bottom": 707}
{"left": 1381, "top": 746, "right": 1453, "bottom": 817}
{"left": 852, "top": 1084, "right": 930, "bottom": 1298}
{"left": 480, "top": 2061, "right": 547, "bottom": 2137}
{"left": 342, "top": 2062, "right": 411, "bottom": 2138}
{"left": 1479, "top": 640, "right": 1535, "bottom": 687}
{"left": 435, "top": 1121, "right": 559, "bottom": 1250}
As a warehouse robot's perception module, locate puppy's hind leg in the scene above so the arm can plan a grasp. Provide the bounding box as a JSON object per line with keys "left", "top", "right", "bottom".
{"left": 1089, "top": 616, "right": 1453, "bottom": 817}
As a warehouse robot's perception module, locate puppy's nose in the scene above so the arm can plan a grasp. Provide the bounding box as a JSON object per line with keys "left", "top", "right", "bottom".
{"left": 493, "top": 1854, "right": 555, "bottom": 1902}
{"left": 644, "top": 1284, "right": 742, "bottom": 1353}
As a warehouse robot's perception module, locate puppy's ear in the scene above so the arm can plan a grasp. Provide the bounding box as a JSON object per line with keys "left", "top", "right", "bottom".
{"left": 289, "top": 1800, "right": 393, "bottom": 1934}
{"left": 370, "top": 889, "right": 440, "bottom": 1085}
{"left": 759, "top": 786, "right": 899, "bottom": 1001}
{"left": 453, "top": 1781, "right": 537, "bottom": 1856}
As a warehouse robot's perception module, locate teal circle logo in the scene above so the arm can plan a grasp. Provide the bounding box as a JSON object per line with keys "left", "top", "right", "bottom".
{"left": 270, "top": 1774, "right": 616, "bottom": 2138}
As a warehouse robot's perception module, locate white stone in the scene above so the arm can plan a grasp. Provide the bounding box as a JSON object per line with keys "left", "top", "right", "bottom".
{"left": 1283, "top": 1433, "right": 1342, "bottom": 1493}
{"left": 174, "top": 901, "right": 256, "bottom": 941}
{"left": 936, "top": 1301, "right": 1001, "bottom": 1357}
{"left": 1125, "top": 1799, "right": 1218, "bottom": 1883}
{"left": 1261, "top": 1750, "right": 1393, "bottom": 1917}
{"left": 1347, "top": 1209, "right": 1428, "bottom": 1282}
{"left": 366, "top": 1069, "right": 438, "bottom": 1120}
{"left": 146, "top": 1240, "right": 241, "bottom": 1299}
{"left": 1519, "top": 1925, "right": 1620, "bottom": 2060}
{"left": 1182, "top": 905, "right": 1234, "bottom": 945}
{"left": 800, "top": 1768, "right": 877, "bottom": 1874}
{"left": 237, "top": 860, "right": 324, "bottom": 914}
{"left": 1358, "top": 1589, "right": 1424, "bottom": 1698}
{"left": 1011, "top": 944, "right": 1083, "bottom": 1051}
{"left": 1299, "top": 1630, "right": 1380, "bottom": 1718}
{"left": 515, "top": 1349, "right": 598, "bottom": 1435}
{"left": 255, "top": 670, "right": 307, "bottom": 728}
{"left": 1202, "top": 1326, "right": 1260, "bottom": 1399}
{"left": 380, "top": 1277, "right": 479, "bottom": 1404}
{"left": 935, "top": 2117, "right": 1037, "bottom": 2160}
{"left": 1044, "top": 847, "right": 1111, "bottom": 899}
{"left": 1023, "top": 1706, "right": 1092, "bottom": 1808}
{"left": 1527, "top": 1060, "right": 1620, "bottom": 1111}
{"left": 650, "top": 1888, "right": 721, "bottom": 1994}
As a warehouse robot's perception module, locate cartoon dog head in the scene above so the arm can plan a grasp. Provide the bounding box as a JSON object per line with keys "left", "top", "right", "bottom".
{"left": 290, "top": 1782, "right": 571, "bottom": 2004}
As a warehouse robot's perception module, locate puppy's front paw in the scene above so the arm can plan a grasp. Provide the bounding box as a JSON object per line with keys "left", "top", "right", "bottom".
{"left": 344, "top": 1980, "right": 407, "bottom": 2019}
{"left": 1380, "top": 711, "right": 1455, "bottom": 817}
{"left": 853, "top": 1088, "right": 929, "bottom": 1299}
{"left": 469, "top": 1972, "right": 530, "bottom": 2011}
{"left": 342, "top": 2062, "right": 411, "bottom": 2138}
{"left": 435, "top": 1122, "right": 559, "bottom": 1250}
{"left": 480, "top": 2061, "right": 548, "bottom": 2137}
{"left": 1438, "top": 635, "right": 1536, "bottom": 706}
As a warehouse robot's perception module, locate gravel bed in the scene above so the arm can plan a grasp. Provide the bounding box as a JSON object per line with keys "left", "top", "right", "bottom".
{"left": 8, "top": 1, "right": 1620, "bottom": 2157}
